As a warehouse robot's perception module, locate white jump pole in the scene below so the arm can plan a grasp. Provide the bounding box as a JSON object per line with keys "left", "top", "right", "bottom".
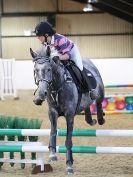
{"left": 1, "top": 145, "right": 133, "bottom": 154}
{"left": 1, "top": 129, "right": 133, "bottom": 137}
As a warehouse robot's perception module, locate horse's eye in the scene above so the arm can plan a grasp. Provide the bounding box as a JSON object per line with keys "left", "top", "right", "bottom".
{"left": 48, "top": 68, "right": 51, "bottom": 72}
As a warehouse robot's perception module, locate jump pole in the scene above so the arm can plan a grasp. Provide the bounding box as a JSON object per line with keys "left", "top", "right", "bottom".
{"left": 1, "top": 129, "right": 133, "bottom": 137}
{"left": 105, "top": 84, "right": 133, "bottom": 88}
{"left": 1, "top": 145, "right": 133, "bottom": 154}
{"left": 104, "top": 110, "right": 133, "bottom": 115}
{"left": 105, "top": 93, "right": 133, "bottom": 97}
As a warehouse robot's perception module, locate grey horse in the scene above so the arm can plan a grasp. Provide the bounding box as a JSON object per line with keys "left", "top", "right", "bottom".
{"left": 30, "top": 48, "right": 105, "bottom": 174}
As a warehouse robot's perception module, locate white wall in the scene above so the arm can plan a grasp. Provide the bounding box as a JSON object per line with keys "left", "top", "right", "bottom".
{"left": 15, "top": 60, "right": 35, "bottom": 89}
{"left": 15, "top": 58, "right": 133, "bottom": 89}
{"left": 92, "top": 58, "right": 133, "bottom": 86}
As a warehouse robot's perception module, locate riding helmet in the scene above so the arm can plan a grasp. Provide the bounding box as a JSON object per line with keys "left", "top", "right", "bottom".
{"left": 34, "top": 21, "right": 55, "bottom": 36}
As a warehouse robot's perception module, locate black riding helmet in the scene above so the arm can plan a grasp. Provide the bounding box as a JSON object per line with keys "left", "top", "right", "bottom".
{"left": 34, "top": 21, "right": 55, "bottom": 36}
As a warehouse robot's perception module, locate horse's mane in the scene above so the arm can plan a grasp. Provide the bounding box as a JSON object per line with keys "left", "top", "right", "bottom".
{"left": 36, "top": 45, "right": 59, "bottom": 59}
{"left": 35, "top": 46, "right": 65, "bottom": 70}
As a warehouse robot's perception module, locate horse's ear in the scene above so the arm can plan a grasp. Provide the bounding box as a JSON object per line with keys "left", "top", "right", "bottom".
{"left": 30, "top": 48, "right": 37, "bottom": 59}
{"left": 46, "top": 46, "right": 51, "bottom": 57}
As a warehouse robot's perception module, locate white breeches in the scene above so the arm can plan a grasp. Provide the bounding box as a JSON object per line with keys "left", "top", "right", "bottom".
{"left": 70, "top": 44, "right": 83, "bottom": 71}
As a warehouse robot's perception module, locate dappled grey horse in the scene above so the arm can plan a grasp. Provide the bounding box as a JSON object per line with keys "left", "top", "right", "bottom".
{"left": 30, "top": 48, "right": 105, "bottom": 174}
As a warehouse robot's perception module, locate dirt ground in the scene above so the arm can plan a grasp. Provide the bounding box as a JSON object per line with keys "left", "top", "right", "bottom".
{"left": 0, "top": 89, "right": 133, "bottom": 177}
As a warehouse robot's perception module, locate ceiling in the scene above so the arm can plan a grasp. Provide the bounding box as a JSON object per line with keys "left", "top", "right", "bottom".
{"left": 71, "top": 0, "right": 133, "bottom": 23}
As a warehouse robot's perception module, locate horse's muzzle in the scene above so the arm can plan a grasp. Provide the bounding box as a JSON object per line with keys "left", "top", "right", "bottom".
{"left": 33, "top": 96, "right": 44, "bottom": 105}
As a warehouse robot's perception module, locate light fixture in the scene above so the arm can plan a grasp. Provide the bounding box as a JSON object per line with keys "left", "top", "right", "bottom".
{"left": 83, "top": 4, "right": 93, "bottom": 12}
{"left": 83, "top": 0, "right": 94, "bottom": 12}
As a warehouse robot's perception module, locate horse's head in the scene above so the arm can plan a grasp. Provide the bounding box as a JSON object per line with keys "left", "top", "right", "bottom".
{"left": 30, "top": 48, "right": 53, "bottom": 105}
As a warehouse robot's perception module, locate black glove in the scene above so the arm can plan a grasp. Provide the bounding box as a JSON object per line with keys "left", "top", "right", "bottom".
{"left": 61, "top": 60, "right": 70, "bottom": 66}
{"left": 52, "top": 56, "right": 60, "bottom": 63}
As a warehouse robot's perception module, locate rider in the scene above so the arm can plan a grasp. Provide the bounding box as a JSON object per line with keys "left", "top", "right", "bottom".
{"left": 33, "top": 21, "right": 98, "bottom": 100}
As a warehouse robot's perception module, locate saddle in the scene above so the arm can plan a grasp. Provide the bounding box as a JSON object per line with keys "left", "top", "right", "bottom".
{"left": 62, "top": 60, "right": 97, "bottom": 93}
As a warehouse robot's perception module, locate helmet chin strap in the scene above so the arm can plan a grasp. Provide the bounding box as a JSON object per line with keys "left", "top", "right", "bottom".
{"left": 44, "top": 36, "right": 47, "bottom": 43}
{"left": 44, "top": 34, "right": 48, "bottom": 43}
{"left": 42, "top": 35, "right": 48, "bottom": 45}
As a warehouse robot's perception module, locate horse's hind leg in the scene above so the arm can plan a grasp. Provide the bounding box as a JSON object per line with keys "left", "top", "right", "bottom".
{"left": 96, "top": 99, "right": 105, "bottom": 125}
{"left": 85, "top": 107, "right": 97, "bottom": 126}
{"left": 48, "top": 108, "right": 58, "bottom": 161}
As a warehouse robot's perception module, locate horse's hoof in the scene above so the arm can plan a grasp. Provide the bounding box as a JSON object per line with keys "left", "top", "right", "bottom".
{"left": 66, "top": 166, "right": 74, "bottom": 175}
{"left": 86, "top": 119, "right": 97, "bottom": 126}
{"left": 90, "top": 119, "right": 97, "bottom": 126}
{"left": 98, "top": 118, "right": 105, "bottom": 125}
{"left": 49, "top": 154, "right": 58, "bottom": 162}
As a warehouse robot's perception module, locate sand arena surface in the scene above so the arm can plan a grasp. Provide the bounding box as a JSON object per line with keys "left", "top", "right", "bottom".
{"left": 0, "top": 90, "right": 133, "bottom": 177}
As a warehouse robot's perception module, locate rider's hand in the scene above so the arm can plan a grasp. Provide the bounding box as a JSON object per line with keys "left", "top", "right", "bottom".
{"left": 52, "top": 56, "right": 60, "bottom": 63}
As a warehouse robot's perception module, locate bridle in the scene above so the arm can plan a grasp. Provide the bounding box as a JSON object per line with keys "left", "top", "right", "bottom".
{"left": 33, "top": 58, "right": 53, "bottom": 94}
{"left": 34, "top": 70, "right": 51, "bottom": 85}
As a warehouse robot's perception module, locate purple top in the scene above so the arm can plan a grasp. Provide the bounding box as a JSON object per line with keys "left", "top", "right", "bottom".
{"left": 51, "top": 33, "right": 74, "bottom": 58}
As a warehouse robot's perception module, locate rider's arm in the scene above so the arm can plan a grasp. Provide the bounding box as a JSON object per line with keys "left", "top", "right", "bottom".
{"left": 57, "top": 36, "right": 73, "bottom": 60}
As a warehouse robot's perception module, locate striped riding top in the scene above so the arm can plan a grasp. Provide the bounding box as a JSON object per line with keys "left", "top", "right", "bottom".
{"left": 48, "top": 33, "right": 74, "bottom": 59}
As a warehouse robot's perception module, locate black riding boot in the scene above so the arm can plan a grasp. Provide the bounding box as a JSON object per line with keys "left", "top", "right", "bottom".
{"left": 81, "top": 68, "right": 99, "bottom": 100}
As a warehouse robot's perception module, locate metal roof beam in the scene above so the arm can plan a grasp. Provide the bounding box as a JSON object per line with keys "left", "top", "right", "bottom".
{"left": 118, "top": 0, "right": 133, "bottom": 6}
{"left": 120, "top": 0, "right": 133, "bottom": 6}
{"left": 1, "top": 11, "right": 103, "bottom": 17}
{"left": 70, "top": 0, "right": 87, "bottom": 4}
{"left": 101, "top": 0, "right": 133, "bottom": 15}
{"left": 91, "top": 0, "right": 133, "bottom": 23}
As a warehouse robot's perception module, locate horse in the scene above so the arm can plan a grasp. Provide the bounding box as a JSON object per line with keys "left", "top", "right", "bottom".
{"left": 30, "top": 47, "right": 105, "bottom": 174}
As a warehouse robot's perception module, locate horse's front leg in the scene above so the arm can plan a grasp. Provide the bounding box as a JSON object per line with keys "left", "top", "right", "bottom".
{"left": 96, "top": 99, "right": 105, "bottom": 125}
{"left": 85, "top": 107, "right": 97, "bottom": 126}
{"left": 48, "top": 107, "right": 58, "bottom": 161}
{"left": 65, "top": 114, "right": 74, "bottom": 174}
